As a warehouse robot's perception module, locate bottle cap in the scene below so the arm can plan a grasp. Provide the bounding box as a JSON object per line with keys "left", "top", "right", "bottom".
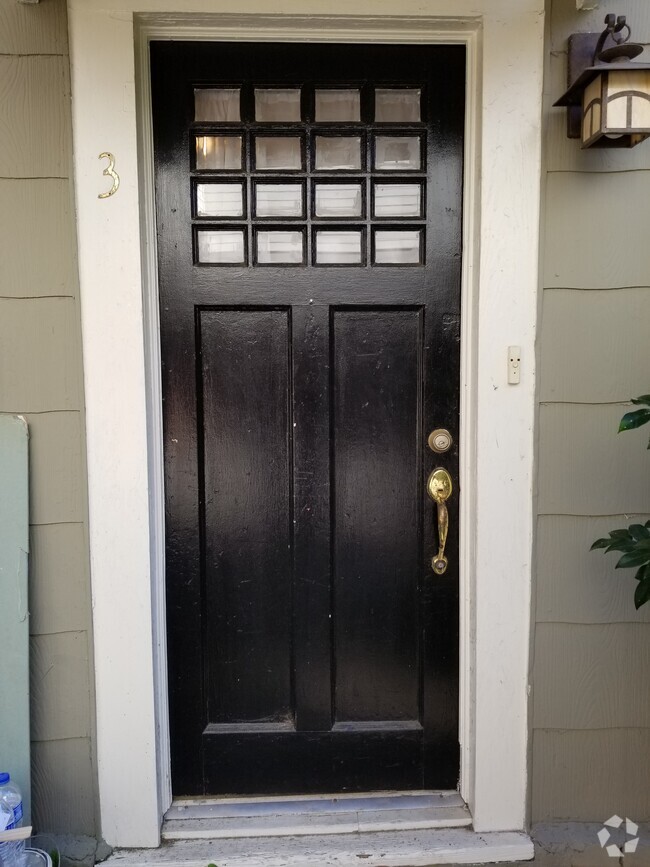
{"left": 0, "top": 774, "right": 9, "bottom": 785}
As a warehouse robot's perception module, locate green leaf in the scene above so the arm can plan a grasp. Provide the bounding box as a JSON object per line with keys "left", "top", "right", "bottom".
{"left": 591, "top": 538, "right": 610, "bottom": 550}
{"left": 634, "top": 579, "right": 650, "bottom": 609}
{"left": 605, "top": 540, "right": 637, "bottom": 553}
{"left": 609, "top": 529, "right": 632, "bottom": 539}
{"left": 629, "top": 524, "right": 650, "bottom": 541}
{"left": 616, "top": 549, "right": 650, "bottom": 569}
{"left": 630, "top": 394, "right": 650, "bottom": 406}
{"left": 634, "top": 564, "right": 650, "bottom": 582}
{"left": 619, "top": 409, "right": 650, "bottom": 432}
{"left": 589, "top": 539, "right": 612, "bottom": 551}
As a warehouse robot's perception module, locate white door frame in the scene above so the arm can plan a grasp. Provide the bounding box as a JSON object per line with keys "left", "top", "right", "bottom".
{"left": 67, "top": 1, "right": 544, "bottom": 848}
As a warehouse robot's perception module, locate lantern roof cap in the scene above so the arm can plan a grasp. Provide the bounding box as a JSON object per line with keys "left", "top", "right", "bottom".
{"left": 554, "top": 58, "right": 650, "bottom": 107}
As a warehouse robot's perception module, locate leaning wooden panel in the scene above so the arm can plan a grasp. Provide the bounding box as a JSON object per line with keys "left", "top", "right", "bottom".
{"left": 29, "top": 523, "right": 90, "bottom": 636}
{"left": 0, "top": 56, "right": 71, "bottom": 178}
{"left": 30, "top": 631, "right": 91, "bottom": 742}
{"left": 536, "top": 515, "right": 650, "bottom": 624}
{"left": 0, "top": 0, "right": 68, "bottom": 56}
{"left": 540, "top": 287, "right": 650, "bottom": 402}
{"left": 31, "top": 737, "right": 96, "bottom": 836}
{"left": 0, "top": 179, "right": 78, "bottom": 298}
{"left": 0, "top": 414, "right": 30, "bottom": 821}
{"left": 538, "top": 403, "right": 650, "bottom": 515}
{"left": 532, "top": 728, "right": 650, "bottom": 822}
{"left": 544, "top": 171, "right": 650, "bottom": 289}
{"left": 0, "top": 297, "right": 82, "bottom": 412}
{"left": 25, "top": 411, "right": 83, "bottom": 525}
{"left": 533, "top": 623, "right": 650, "bottom": 729}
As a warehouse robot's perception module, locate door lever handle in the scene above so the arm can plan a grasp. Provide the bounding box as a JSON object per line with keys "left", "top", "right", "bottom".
{"left": 427, "top": 468, "right": 452, "bottom": 575}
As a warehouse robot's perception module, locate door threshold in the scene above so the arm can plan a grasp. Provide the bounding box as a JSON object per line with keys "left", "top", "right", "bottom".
{"left": 107, "top": 829, "right": 534, "bottom": 866}
{"left": 162, "top": 790, "right": 471, "bottom": 840}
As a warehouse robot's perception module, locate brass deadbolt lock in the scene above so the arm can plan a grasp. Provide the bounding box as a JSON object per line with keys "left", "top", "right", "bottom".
{"left": 428, "top": 428, "right": 453, "bottom": 454}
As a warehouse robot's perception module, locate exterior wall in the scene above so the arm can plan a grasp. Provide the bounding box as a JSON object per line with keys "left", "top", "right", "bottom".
{"left": 533, "top": 0, "right": 650, "bottom": 823}
{"left": 0, "top": 0, "right": 98, "bottom": 837}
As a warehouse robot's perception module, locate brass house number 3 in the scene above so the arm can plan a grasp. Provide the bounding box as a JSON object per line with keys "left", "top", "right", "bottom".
{"left": 98, "top": 152, "right": 120, "bottom": 199}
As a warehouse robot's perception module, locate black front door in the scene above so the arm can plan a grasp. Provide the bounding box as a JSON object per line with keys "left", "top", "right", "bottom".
{"left": 152, "top": 41, "right": 464, "bottom": 796}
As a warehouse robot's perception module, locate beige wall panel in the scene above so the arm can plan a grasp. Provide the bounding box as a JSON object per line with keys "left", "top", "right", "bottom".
{"left": 0, "top": 0, "right": 68, "bottom": 55}
{"left": 0, "top": 179, "right": 78, "bottom": 298}
{"left": 537, "top": 515, "right": 650, "bottom": 624}
{"left": 30, "top": 631, "right": 91, "bottom": 741}
{"left": 31, "top": 737, "right": 96, "bottom": 835}
{"left": 0, "top": 56, "right": 71, "bottom": 178}
{"left": 29, "top": 523, "right": 90, "bottom": 635}
{"left": 540, "top": 288, "right": 650, "bottom": 402}
{"left": 532, "top": 728, "right": 650, "bottom": 821}
{"left": 538, "top": 403, "right": 650, "bottom": 515}
{"left": 533, "top": 623, "right": 650, "bottom": 728}
{"left": 544, "top": 171, "right": 650, "bottom": 289}
{"left": 0, "top": 298, "right": 82, "bottom": 412}
{"left": 544, "top": 52, "right": 650, "bottom": 172}
{"left": 26, "top": 411, "right": 83, "bottom": 525}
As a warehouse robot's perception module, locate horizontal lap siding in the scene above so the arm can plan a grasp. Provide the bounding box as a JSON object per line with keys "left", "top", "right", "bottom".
{"left": 0, "top": 0, "right": 97, "bottom": 836}
{"left": 534, "top": 0, "right": 650, "bottom": 823}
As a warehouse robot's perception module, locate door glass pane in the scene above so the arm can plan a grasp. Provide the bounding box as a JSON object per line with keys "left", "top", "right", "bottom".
{"left": 255, "top": 89, "right": 301, "bottom": 122}
{"left": 255, "top": 184, "right": 304, "bottom": 218}
{"left": 194, "top": 88, "right": 240, "bottom": 122}
{"left": 375, "top": 89, "right": 421, "bottom": 122}
{"left": 314, "top": 136, "right": 361, "bottom": 170}
{"left": 314, "top": 183, "right": 363, "bottom": 218}
{"left": 197, "top": 230, "right": 245, "bottom": 264}
{"left": 257, "top": 230, "right": 304, "bottom": 264}
{"left": 195, "top": 136, "right": 242, "bottom": 170}
{"left": 315, "top": 89, "right": 361, "bottom": 122}
{"left": 315, "top": 231, "right": 362, "bottom": 265}
{"left": 196, "top": 183, "right": 244, "bottom": 217}
{"left": 255, "top": 137, "right": 302, "bottom": 170}
{"left": 373, "top": 183, "right": 422, "bottom": 218}
{"left": 374, "top": 230, "right": 421, "bottom": 264}
{"left": 375, "top": 136, "right": 421, "bottom": 170}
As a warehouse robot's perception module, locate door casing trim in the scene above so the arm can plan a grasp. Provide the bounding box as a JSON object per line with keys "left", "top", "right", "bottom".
{"left": 66, "top": 1, "right": 544, "bottom": 848}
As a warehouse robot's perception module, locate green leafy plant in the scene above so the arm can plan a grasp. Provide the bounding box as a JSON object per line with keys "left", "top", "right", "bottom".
{"left": 591, "top": 394, "right": 650, "bottom": 609}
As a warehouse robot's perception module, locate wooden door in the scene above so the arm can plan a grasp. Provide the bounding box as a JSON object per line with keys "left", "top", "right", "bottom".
{"left": 151, "top": 41, "right": 464, "bottom": 796}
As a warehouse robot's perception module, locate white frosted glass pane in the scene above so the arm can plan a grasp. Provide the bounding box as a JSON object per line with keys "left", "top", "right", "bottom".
{"left": 315, "top": 90, "right": 360, "bottom": 122}
{"left": 375, "top": 89, "right": 421, "bottom": 122}
{"left": 195, "top": 136, "right": 242, "bottom": 170}
{"left": 194, "top": 88, "right": 240, "bottom": 122}
{"left": 255, "top": 89, "right": 301, "bottom": 121}
{"left": 196, "top": 183, "right": 244, "bottom": 217}
{"left": 315, "top": 231, "right": 362, "bottom": 265}
{"left": 315, "top": 184, "right": 362, "bottom": 217}
{"left": 374, "top": 183, "right": 422, "bottom": 217}
{"left": 256, "top": 137, "right": 302, "bottom": 170}
{"left": 314, "top": 136, "right": 361, "bottom": 170}
{"left": 256, "top": 184, "right": 303, "bottom": 217}
{"left": 606, "top": 94, "right": 628, "bottom": 130}
{"left": 375, "top": 230, "right": 421, "bottom": 264}
{"left": 257, "top": 231, "right": 303, "bottom": 264}
{"left": 375, "top": 136, "right": 421, "bottom": 170}
{"left": 198, "top": 230, "right": 245, "bottom": 264}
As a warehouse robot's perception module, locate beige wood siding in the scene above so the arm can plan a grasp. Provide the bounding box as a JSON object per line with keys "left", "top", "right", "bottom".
{"left": 0, "top": 0, "right": 97, "bottom": 837}
{"left": 534, "top": 0, "right": 650, "bottom": 823}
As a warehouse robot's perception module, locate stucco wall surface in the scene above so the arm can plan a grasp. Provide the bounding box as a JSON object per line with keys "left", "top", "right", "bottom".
{"left": 534, "top": 0, "right": 650, "bottom": 824}
{"left": 0, "top": 0, "right": 98, "bottom": 837}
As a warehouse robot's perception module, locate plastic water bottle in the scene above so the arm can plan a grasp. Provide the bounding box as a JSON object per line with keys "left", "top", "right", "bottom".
{"left": 0, "top": 776, "right": 22, "bottom": 828}
{"left": 0, "top": 798, "right": 23, "bottom": 867}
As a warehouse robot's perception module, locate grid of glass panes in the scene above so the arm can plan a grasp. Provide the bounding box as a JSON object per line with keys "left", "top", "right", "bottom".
{"left": 192, "top": 85, "right": 426, "bottom": 266}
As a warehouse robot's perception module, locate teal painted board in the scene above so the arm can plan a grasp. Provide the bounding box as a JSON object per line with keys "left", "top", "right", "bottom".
{"left": 0, "top": 414, "right": 30, "bottom": 822}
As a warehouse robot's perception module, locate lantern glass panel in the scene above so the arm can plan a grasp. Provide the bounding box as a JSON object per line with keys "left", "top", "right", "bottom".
{"left": 581, "top": 75, "right": 603, "bottom": 145}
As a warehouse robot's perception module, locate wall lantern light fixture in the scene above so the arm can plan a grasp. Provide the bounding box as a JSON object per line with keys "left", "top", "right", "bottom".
{"left": 555, "top": 13, "right": 650, "bottom": 148}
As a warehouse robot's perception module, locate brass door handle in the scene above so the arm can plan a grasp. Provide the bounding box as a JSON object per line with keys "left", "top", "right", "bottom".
{"left": 427, "top": 468, "right": 452, "bottom": 575}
